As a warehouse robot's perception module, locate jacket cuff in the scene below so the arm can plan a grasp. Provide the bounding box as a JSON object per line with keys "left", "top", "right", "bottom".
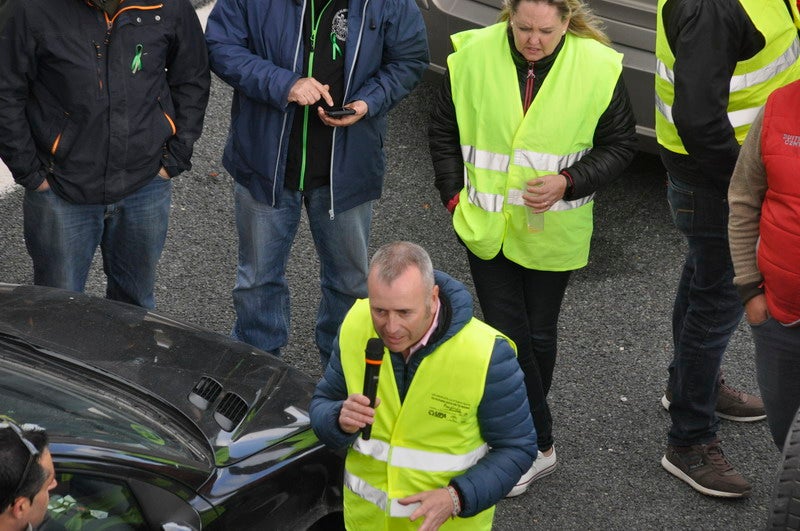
{"left": 162, "top": 144, "right": 185, "bottom": 177}
{"left": 18, "top": 167, "right": 47, "bottom": 191}
{"left": 449, "top": 478, "right": 474, "bottom": 517}
{"left": 736, "top": 281, "right": 764, "bottom": 305}
{"left": 446, "top": 193, "right": 460, "bottom": 214}
{"left": 560, "top": 170, "right": 575, "bottom": 200}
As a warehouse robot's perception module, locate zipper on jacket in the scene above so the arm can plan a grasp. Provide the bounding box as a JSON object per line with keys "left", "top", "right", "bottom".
{"left": 523, "top": 62, "right": 535, "bottom": 114}
{"left": 299, "top": 0, "right": 334, "bottom": 191}
{"left": 48, "top": 111, "right": 71, "bottom": 172}
{"left": 328, "top": 0, "right": 371, "bottom": 219}
{"left": 158, "top": 98, "right": 177, "bottom": 135}
{"left": 92, "top": 41, "right": 104, "bottom": 94}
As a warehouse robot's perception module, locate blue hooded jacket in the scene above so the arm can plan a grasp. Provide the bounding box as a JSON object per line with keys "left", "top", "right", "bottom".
{"left": 205, "top": 0, "right": 429, "bottom": 216}
{"left": 310, "top": 271, "right": 537, "bottom": 517}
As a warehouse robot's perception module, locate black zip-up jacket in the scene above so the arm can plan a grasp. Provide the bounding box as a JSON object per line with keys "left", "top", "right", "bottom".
{"left": 0, "top": 0, "right": 210, "bottom": 204}
{"left": 658, "top": 0, "right": 785, "bottom": 191}
{"left": 429, "top": 31, "right": 637, "bottom": 208}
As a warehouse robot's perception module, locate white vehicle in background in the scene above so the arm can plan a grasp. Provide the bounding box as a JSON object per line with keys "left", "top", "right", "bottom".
{"left": 418, "top": 0, "right": 657, "bottom": 152}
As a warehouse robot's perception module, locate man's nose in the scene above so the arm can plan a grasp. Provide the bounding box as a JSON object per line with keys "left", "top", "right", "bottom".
{"left": 385, "top": 313, "right": 399, "bottom": 332}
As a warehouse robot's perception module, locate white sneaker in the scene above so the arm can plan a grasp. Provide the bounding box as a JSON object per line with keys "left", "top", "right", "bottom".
{"left": 506, "top": 447, "right": 558, "bottom": 497}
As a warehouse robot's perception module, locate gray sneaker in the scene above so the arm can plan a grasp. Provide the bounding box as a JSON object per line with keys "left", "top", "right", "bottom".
{"left": 661, "top": 377, "right": 766, "bottom": 422}
{"left": 661, "top": 440, "right": 751, "bottom": 498}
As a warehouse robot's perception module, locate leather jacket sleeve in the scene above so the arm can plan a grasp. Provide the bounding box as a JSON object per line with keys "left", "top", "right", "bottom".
{"left": 562, "top": 75, "right": 638, "bottom": 199}
{"left": 661, "top": 0, "right": 764, "bottom": 185}
{"left": 429, "top": 71, "right": 463, "bottom": 208}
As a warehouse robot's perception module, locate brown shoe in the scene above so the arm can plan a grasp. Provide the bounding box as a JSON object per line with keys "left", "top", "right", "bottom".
{"left": 661, "top": 377, "right": 766, "bottom": 422}
{"left": 661, "top": 440, "right": 751, "bottom": 498}
{"left": 716, "top": 377, "right": 766, "bottom": 422}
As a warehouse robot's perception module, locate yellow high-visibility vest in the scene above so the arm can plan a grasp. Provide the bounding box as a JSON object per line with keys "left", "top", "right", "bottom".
{"left": 448, "top": 22, "right": 621, "bottom": 271}
{"left": 339, "top": 298, "right": 503, "bottom": 530}
{"left": 655, "top": 0, "right": 800, "bottom": 153}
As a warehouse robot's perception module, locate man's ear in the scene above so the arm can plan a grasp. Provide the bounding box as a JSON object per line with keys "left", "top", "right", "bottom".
{"left": 9, "top": 495, "right": 31, "bottom": 519}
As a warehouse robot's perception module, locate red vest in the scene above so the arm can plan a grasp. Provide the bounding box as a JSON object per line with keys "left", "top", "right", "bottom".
{"left": 759, "top": 79, "right": 800, "bottom": 325}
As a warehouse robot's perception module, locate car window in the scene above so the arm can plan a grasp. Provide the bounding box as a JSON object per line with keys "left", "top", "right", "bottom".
{"left": 0, "top": 358, "right": 210, "bottom": 466}
{"left": 43, "top": 473, "right": 148, "bottom": 531}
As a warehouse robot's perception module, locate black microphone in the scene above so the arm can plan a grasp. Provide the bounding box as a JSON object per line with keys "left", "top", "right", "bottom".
{"left": 361, "top": 338, "right": 384, "bottom": 440}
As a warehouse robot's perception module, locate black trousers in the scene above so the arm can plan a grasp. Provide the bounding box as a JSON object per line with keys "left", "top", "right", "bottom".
{"left": 467, "top": 249, "right": 572, "bottom": 451}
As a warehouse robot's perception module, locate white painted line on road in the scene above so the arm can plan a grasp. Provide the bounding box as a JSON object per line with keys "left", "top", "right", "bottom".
{"left": 0, "top": 1, "right": 216, "bottom": 198}
{"left": 0, "top": 163, "right": 11, "bottom": 196}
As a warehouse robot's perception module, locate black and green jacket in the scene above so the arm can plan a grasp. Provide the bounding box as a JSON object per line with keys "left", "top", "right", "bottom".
{"left": 0, "top": 0, "right": 210, "bottom": 204}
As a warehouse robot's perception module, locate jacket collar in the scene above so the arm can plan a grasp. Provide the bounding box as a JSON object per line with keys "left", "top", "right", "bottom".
{"left": 88, "top": 0, "right": 122, "bottom": 15}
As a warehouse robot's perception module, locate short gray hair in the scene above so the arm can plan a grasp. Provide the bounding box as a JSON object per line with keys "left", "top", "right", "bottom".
{"left": 369, "top": 241, "right": 435, "bottom": 293}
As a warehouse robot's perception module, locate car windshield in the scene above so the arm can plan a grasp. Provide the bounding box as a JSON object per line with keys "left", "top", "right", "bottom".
{"left": 0, "top": 356, "right": 211, "bottom": 467}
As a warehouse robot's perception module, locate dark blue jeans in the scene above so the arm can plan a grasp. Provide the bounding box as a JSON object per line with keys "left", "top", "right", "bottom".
{"left": 467, "top": 249, "right": 571, "bottom": 452}
{"left": 23, "top": 175, "right": 172, "bottom": 309}
{"left": 752, "top": 317, "right": 800, "bottom": 450}
{"left": 666, "top": 174, "right": 743, "bottom": 446}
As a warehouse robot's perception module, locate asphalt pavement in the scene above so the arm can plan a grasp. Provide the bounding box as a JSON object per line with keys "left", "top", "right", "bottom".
{"left": 0, "top": 65, "right": 780, "bottom": 530}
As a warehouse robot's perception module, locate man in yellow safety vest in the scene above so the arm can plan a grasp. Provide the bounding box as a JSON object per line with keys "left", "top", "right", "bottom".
{"left": 310, "top": 241, "right": 536, "bottom": 530}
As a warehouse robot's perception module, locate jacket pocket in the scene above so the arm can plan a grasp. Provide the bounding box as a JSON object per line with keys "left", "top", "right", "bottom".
{"left": 47, "top": 111, "right": 74, "bottom": 171}
{"left": 157, "top": 97, "right": 177, "bottom": 136}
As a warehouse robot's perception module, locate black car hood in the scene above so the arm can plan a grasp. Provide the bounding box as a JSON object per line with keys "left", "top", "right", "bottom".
{"left": 0, "top": 284, "right": 317, "bottom": 467}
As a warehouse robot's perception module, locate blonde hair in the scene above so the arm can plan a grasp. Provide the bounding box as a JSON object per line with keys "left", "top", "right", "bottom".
{"left": 499, "top": 0, "right": 610, "bottom": 46}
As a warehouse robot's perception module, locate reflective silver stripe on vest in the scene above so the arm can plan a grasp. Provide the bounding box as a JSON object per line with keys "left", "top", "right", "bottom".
{"left": 656, "top": 58, "right": 674, "bottom": 85}
{"left": 465, "top": 176, "right": 594, "bottom": 213}
{"left": 353, "top": 437, "right": 489, "bottom": 472}
{"left": 730, "top": 40, "right": 800, "bottom": 91}
{"left": 344, "top": 471, "right": 420, "bottom": 517}
{"left": 656, "top": 96, "right": 761, "bottom": 129}
{"left": 506, "top": 189, "right": 594, "bottom": 211}
{"left": 514, "top": 147, "right": 590, "bottom": 171}
{"left": 461, "top": 145, "right": 510, "bottom": 172}
{"left": 466, "top": 176, "right": 505, "bottom": 212}
{"left": 656, "top": 40, "right": 800, "bottom": 92}
{"left": 655, "top": 96, "right": 672, "bottom": 122}
{"left": 462, "top": 144, "right": 591, "bottom": 213}
{"left": 727, "top": 106, "right": 762, "bottom": 129}
{"left": 462, "top": 144, "right": 588, "bottom": 174}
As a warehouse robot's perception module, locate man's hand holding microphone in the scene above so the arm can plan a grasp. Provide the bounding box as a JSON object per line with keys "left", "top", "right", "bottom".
{"left": 338, "top": 338, "right": 384, "bottom": 436}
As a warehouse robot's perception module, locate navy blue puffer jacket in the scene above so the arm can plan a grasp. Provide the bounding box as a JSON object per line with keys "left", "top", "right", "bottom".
{"left": 205, "top": 0, "right": 428, "bottom": 215}
{"left": 310, "top": 270, "right": 537, "bottom": 517}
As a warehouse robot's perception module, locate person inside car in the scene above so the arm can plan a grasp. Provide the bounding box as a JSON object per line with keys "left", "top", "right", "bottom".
{"left": 0, "top": 421, "right": 56, "bottom": 531}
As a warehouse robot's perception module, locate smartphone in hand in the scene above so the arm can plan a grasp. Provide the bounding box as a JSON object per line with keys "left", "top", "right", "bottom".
{"left": 325, "top": 107, "right": 356, "bottom": 117}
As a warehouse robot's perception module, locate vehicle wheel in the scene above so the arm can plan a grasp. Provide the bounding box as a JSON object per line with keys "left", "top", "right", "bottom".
{"left": 768, "top": 405, "right": 800, "bottom": 529}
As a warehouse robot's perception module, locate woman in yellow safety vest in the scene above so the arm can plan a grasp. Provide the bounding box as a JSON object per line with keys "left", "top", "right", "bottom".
{"left": 429, "top": 0, "right": 636, "bottom": 495}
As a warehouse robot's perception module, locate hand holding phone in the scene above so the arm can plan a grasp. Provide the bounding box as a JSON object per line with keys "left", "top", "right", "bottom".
{"left": 325, "top": 107, "right": 356, "bottom": 117}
